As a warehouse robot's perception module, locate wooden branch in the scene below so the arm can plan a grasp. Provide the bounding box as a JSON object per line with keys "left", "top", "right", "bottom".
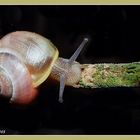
{"left": 73, "top": 62, "right": 140, "bottom": 88}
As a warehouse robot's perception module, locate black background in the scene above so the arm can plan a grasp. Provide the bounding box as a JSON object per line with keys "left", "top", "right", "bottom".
{"left": 0, "top": 5, "right": 140, "bottom": 135}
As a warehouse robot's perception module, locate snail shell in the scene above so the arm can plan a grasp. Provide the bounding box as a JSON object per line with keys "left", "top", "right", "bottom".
{"left": 0, "top": 52, "right": 37, "bottom": 105}
{"left": 0, "top": 31, "right": 59, "bottom": 87}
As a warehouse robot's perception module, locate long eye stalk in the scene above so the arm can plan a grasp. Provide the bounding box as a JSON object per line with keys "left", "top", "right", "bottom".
{"left": 59, "top": 38, "right": 89, "bottom": 103}
{"left": 69, "top": 38, "right": 88, "bottom": 65}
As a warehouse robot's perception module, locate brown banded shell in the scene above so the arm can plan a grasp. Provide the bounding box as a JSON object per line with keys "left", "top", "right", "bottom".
{"left": 0, "top": 31, "right": 59, "bottom": 87}
{"left": 0, "top": 52, "right": 37, "bottom": 105}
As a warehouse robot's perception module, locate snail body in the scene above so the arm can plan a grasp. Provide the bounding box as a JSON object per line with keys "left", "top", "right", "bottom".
{"left": 0, "top": 31, "right": 88, "bottom": 104}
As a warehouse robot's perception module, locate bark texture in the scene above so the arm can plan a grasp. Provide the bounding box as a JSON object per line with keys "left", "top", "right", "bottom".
{"left": 73, "top": 62, "right": 140, "bottom": 88}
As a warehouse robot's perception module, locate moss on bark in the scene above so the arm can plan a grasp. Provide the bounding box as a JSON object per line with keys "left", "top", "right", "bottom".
{"left": 74, "top": 62, "right": 140, "bottom": 88}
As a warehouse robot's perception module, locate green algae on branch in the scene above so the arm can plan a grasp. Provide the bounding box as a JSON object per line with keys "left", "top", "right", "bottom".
{"left": 74, "top": 62, "right": 140, "bottom": 88}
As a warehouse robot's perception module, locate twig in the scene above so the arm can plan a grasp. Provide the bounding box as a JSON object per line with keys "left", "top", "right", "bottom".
{"left": 73, "top": 62, "right": 140, "bottom": 88}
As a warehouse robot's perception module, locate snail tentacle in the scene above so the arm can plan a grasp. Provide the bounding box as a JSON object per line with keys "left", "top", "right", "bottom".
{"left": 59, "top": 73, "right": 66, "bottom": 103}
{"left": 69, "top": 38, "right": 89, "bottom": 65}
{"left": 58, "top": 38, "right": 89, "bottom": 103}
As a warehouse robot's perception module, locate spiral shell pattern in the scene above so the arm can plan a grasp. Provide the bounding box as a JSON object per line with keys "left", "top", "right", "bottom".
{"left": 0, "top": 52, "right": 37, "bottom": 105}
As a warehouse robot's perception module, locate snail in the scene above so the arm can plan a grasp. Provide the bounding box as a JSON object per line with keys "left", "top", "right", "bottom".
{"left": 0, "top": 31, "right": 88, "bottom": 104}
